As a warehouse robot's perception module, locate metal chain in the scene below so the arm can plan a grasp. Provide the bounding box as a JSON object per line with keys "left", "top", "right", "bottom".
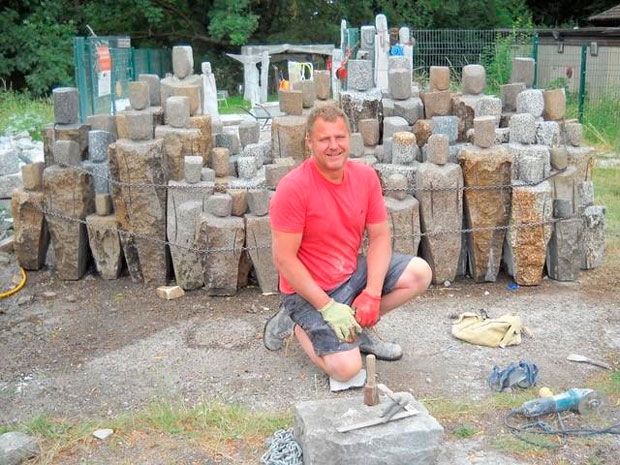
{"left": 55, "top": 161, "right": 568, "bottom": 193}
{"left": 32, "top": 200, "right": 582, "bottom": 256}
{"left": 261, "top": 428, "right": 303, "bottom": 465}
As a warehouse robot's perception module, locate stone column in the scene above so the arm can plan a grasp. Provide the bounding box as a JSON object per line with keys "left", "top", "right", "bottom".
{"left": 86, "top": 191, "right": 123, "bottom": 280}
{"left": 245, "top": 189, "right": 278, "bottom": 294}
{"left": 201, "top": 62, "right": 219, "bottom": 118}
{"left": 197, "top": 193, "right": 245, "bottom": 296}
{"left": 546, "top": 207, "right": 582, "bottom": 282}
{"left": 415, "top": 135, "right": 463, "bottom": 284}
{"left": 374, "top": 14, "right": 390, "bottom": 91}
{"left": 331, "top": 49, "right": 343, "bottom": 101}
{"left": 458, "top": 145, "right": 512, "bottom": 282}
{"left": 340, "top": 88, "right": 383, "bottom": 133}
{"left": 271, "top": 116, "right": 307, "bottom": 164}
{"left": 384, "top": 173, "right": 420, "bottom": 256}
{"left": 580, "top": 205, "right": 606, "bottom": 270}
{"left": 11, "top": 162, "right": 49, "bottom": 270}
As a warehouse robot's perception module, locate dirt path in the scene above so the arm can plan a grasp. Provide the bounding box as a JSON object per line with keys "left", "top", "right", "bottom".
{"left": 1, "top": 252, "right": 619, "bottom": 464}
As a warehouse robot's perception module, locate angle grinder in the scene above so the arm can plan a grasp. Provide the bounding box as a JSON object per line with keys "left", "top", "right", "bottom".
{"left": 519, "top": 388, "right": 608, "bottom": 418}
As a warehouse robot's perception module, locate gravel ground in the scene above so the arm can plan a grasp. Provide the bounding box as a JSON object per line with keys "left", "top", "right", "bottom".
{"left": 1, "top": 251, "right": 619, "bottom": 464}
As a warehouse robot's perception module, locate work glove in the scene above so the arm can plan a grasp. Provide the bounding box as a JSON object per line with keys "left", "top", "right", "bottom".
{"left": 352, "top": 290, "right": 382, "bottom": 327}
{"left": 319, "top": 299, "right": 362, "bottom": 343}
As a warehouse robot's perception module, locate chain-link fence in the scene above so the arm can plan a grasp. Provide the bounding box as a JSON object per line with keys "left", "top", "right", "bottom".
{"left": 73, "top": 36, "right": 171, "bottom": 123}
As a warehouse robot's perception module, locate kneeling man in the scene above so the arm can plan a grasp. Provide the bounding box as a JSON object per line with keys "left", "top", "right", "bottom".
{"left": 264, "top": 104, "right": 432, "bottom": 381}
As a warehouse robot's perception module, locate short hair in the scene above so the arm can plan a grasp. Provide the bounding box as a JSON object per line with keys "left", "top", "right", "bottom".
{"left": 306, "top": 103, "right": 352, "bottom": 135}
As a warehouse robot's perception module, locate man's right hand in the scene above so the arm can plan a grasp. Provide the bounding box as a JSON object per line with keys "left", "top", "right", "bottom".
{"left": 319, "top": 299, "right": 362, "bottom": 343}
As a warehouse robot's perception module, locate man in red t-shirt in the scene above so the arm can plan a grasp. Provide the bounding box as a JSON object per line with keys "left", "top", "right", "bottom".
{"left": 264, "top": 104, "right": 432, "bottom": 382}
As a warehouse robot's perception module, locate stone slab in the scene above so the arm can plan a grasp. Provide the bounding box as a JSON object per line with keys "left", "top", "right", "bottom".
{"left": 245, "top": 214, "right": 278, "bottom": 294}
{"left": 11, "top": 189, "right": 49, "bottom": 270}
{"left": 86, "top": 214, "right": 123, "bottom": 280}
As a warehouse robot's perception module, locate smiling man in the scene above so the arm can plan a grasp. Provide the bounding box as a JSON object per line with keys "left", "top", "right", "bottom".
{"left": 264, "top": 104, "right": 432, "bottom": 382}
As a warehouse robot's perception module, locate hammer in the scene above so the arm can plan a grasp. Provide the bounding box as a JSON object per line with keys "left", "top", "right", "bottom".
{"left": 363, "top": 354, "right": 380, "bottom": 406}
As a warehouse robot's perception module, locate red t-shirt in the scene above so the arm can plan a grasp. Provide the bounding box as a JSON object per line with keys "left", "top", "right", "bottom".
{"left": 269, "top": 158, "right": 388, "bottom": 294}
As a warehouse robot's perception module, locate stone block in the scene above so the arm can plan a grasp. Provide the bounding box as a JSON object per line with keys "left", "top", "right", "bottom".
{"left": 462, "top": 65, "right": 485, "bottom": 95}
{"left": 564, "top": 122, "right": 583, "bottom": 147}
{"left": 451, "top": 94, "right": 482, "bottom": 141}
{"left": 429, "top": 66, "right": 450, "bottom": 91}
{"left": 394, "top": 97, "right": 424, "bottom": 125}
{"left": 21, "top": 162, "right": 44, "bottom": 191}
{"left": 511, "top": 57, "right": 535, "bottom": 87}
{"left": 348, "top": 60, "right": 374, "bottom": 91}
{"left": 201, "top": 167, "right": 215, "bottom": 182}
{"left": 161, "top": 76, "right": 203, "bottom": 116}
{"left": 516, "top": 89, "right": 544, "bottom": 117}
{"left": 388, "top": 69, "right": 412, "bottom": 100}
{"left": 53, "top": 87, "right": 79, "bottom": 124}
{"left": 547, "top": 216, "right": 582, "bottom": 281}
{"left": 265, "top": 163, "right": 293, "bottom": 188}
{"left": 566, "top": 145, "right": 595, "bottom": 182}
{"left": 431, "top": 116, "right": 459, "bottom": 144}
{"left": 227, "top": 189, "right": 248, "bottom": 217}
{"left": 549, "top": 167, "right": 579, "bottom": 216}
{"left": 340, "top": 88, "right": 383, "bottom": 133}
{"left": 421, "top": 91, "right": 451, "bottom": 118}
{"left": 509, "top": 143, "right": 550, "bottom": 184}
{"left": 139, "top": 74, "right": 161, "bottom": 106}
{"left": 495, "top": 128, "right": 510, "bottom": 145}
{"left": 259, "top": 139, "right": 273, "bottom": 164}
{"left": 535, "top": 121, "right": 560, "bottom": 147}
{"left": 412, "top": 119, "right": 434, "bottom": 148}
{"left": 238, "top": 156, "right": 257, "bottom": 179}
{"left": 111, "top": 139, "right": 168, "bottom": 285}
{"left": 383, "top": 116, "right": 409, "bottom": 139}
{"left": 458, "top": 145, "right": 512, "bottom": 282}
{"left": 239, "top": 119, "right": 260, "bottom": 148}
{"left": 83, "top": 161, "right": 110, "bottom": 195}
{"left": 166, "top": 96, "right": 190, "bottom": 128}
{"left": 550, "top": 146, "right": 568, "bottom": 171}
{"left": 184, "top": 155, "right": 203, "bottom": 183}
{"left": 172, "top": 45, "right": 194, "bottom": 79}
{"left": 577, "top": 181, "right": 594, "bottom": 213}
{"left": 188, "top": 114, "right": 213, "bottom": 162}
{"left": 580, "top": 205, "right": 605, "bottom": 269}
{"left": 53, "top": 140, "right": 81, "bottom": 167}
{"left": 197, "top": 214, "right": 245, "bottom": 295}
{"left": 416, "top": 162, "right": 463, "bottom": 283}
{"left": 500, "top": 83, "right": 525, "bottom": 112}
{"left": 382, "top": 98, "right": 394, "bottom": 117}
{"left": 88, "top": 130, "right": 114, "bottom": 162}
{"left": 388, "top": 55, "right": 410, "bottom": 70}
{"left": 245, "top": 214, "right": 278, "bottom": 294}
{"left": 155, "top": 125, "right": 207, "bottom": 181}
{"left": 11, "top": 189, "right": 49, "bottom": 270}
{"left": 314, "top": 70, "right": 331, "bottom": 100}
{"left": 95, "top": 193, "right": 112, "bottom": 216}
{"left": 475, "top": 97, "right": 502, "bottom": 125}
{"left": 279, "top": 90, "right": 303, "bottom": 115}
{"left": 206, "top": 193, "right": 233, "bottom": 217}
{"left": 385, "top": 194, "right": 421, "bottom": 256}
{"left": 167, "top": 200, "right": 204, "bottom": 290}
{"left": 211, "top": 117, "right": 224, "bottom": 136}
{"left": 349, "top": 132, "right": 364, "bottom": 158}
{"left": 374, "top": 164, "right": 417, "bottom": 193}
{"left": 0, "top": 431, "right": 39, "bottom": 465}
{"left": 503, "top": 182, "right": 553, "bottom": 286}
{"left": 43, "top": 123, "right": 90, "bottom": 163}
{"left": 86, "top": 214, "right": 122, "bottom": 280}
{"left": 243, "top": 143, "right": 264, "bottom": 169}
{"left": 129, "top": 81, "right": 150, "bottom": 110}
{"left": 272, "top": 115, "right": 308, "bottom": 164}
{"left": 156, "top": 286, "right": 185, "bottom": 299}
{"left": 247, "top": 189, "right": 269, "bottom": 216}
{"left": 358, "top": 119, "right": 380, "bottom": 146}
{"left": 543, "top": 89, "right": 566, "bottom": 120}
{"left": 87, "top": 114, "right": 117, "bottom": 140}
{"left": 294, "top": 396, "right": 443, "bottom": 465}
{"left": 385, "top": 173, "right": 408, "bottom": 201}
{"left": 125, "top": 110, "right": 154, "bottom": 141}
{"left": 292, "top": 79, "right": 316, "bottom": 108}
{"left": 392, "top": 132, "right": 418, "bottom": 165}
{"left": 43, "top": 165, "right": 94, "bottom": 280}
{"left": 474, "top": 116, "right": 496, "bottom": 148}
{"left": 509, "top": 113, "right": 536, "bottom": 144}
{"left": 427, "top": 134, "right": 449, "bottom": 165}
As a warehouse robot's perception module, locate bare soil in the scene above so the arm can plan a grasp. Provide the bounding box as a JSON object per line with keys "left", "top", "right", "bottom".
{"left": 1, "top": 250, "right": 619, "bottom": 464}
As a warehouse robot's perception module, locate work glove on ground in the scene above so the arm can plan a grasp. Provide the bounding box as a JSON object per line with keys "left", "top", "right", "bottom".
{"left": 319, "top": 299, "right": 362, "bottom": 343}
{"left": 352, "top": 290, "right": 382, "bottom": 327}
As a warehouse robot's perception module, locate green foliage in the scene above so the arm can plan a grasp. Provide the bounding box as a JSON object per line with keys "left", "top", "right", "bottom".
{"left": 0, "top": 1, "right": 76, "bottom": 95}
{"left": 453, "top": 425, "right": 477, "bottom": 438}
{"left": 208, "top": 0, "right": 259, "bottom": 45}
{"left": 0, "top": 91, "right": 53, "bottom": 140}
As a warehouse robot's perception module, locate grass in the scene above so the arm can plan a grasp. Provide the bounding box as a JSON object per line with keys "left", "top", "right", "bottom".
{"left": 218, "top": 93, "right": 279, "bottom": 115}
{"left": 0, "top": 91, "right": 53, "bottom": 140}
{"left": 453, "top": 425, "right": 477, "bottom": 438}
{"left": 0, "top": 400, "right": 292, "bottom": 463}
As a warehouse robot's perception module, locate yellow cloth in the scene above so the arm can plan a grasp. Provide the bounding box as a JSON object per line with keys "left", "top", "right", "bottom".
{"left": 451, "top": 312, "right": 531, "bottom": 348}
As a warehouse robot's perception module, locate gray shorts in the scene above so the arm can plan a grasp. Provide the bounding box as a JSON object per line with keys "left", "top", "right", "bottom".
{"left": 282, "top": 253, "right": 412, "bottom": 356}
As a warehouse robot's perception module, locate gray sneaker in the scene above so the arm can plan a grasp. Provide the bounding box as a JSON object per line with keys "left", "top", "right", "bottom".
{"left": 263, "top": 304, "right": 295, "bottom": 351}
{"left": 358, "top": 329, "right": 403, "bottom": 361}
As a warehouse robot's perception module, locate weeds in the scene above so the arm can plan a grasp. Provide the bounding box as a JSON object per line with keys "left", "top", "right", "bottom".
{"left": 453, "top": 425, "right": 477, "bottom": 438}
{"left": 0, "top": 91, "right": 53, "bottom": 140}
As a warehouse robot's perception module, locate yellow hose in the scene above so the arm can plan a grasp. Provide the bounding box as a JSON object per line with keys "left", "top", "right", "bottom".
{"left": 0, "top": 266, "right": 27, "bottom": 299}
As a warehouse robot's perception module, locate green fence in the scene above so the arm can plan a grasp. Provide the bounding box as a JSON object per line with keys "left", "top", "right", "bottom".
{"left": 73, "top": 37, "right": 171, "bottom": 123}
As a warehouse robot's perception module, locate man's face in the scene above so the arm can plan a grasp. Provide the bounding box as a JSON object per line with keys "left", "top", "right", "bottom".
{"left": 307, "top": 117, "right": 350, "bottom": 175}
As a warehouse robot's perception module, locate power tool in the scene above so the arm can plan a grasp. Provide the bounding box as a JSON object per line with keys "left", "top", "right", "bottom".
{"left": 519, "top": 388, "right": 608, "bottom": 418}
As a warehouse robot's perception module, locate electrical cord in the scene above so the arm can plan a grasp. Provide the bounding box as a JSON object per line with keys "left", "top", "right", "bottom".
{"left": 504, "top": 409, "right": 620, "bottom": 449}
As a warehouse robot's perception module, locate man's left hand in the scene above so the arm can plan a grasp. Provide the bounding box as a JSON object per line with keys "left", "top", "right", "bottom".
{"left": 352, "top": 290, "right": 382, "bottom": 327}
